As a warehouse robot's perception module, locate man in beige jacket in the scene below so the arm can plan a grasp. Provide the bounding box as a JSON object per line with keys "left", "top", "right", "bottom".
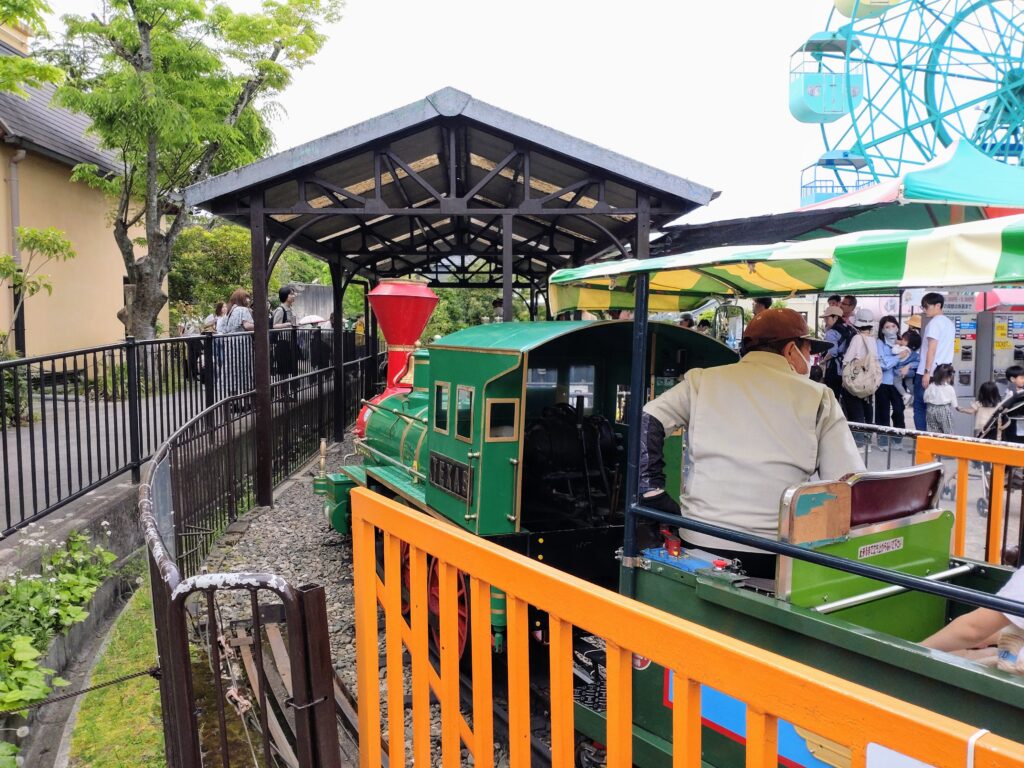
{"left": 638, "top": 308, "right": 865, "bottom": 578}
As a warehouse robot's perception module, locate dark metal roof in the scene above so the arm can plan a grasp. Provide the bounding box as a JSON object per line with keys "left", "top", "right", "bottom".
{"left": 184, "top": 87, "right": 717, "bottom": 283}
{"left": 0, "top": 42, "right": 118, "bottom": 175}
{"left": 651, "top": 204, "right": 889, "bottom": 257}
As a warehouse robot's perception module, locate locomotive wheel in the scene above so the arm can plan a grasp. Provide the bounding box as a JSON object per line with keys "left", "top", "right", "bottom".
{"left": 426, "top": 558, "right": 472, "bottom": 660}
{"left": 373, "top": 534, "right": 413, "bottom": 615}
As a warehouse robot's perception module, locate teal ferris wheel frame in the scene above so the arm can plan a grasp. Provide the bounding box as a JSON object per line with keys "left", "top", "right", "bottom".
{"left": 819, "top": 0, "right": 1024, "bottom": 187}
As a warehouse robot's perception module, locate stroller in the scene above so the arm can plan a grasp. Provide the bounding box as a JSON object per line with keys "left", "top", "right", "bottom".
{"left": 974, "top": 391, "right": 1024, "bottom": 517}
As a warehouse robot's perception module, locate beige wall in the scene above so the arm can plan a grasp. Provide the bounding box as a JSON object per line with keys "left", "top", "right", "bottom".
{"left": 0, "top": 146, "right": 168, "bottom": 356}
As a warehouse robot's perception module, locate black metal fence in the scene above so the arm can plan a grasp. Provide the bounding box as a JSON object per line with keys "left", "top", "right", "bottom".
{"left": 137, "top": 342, "right": 382, "bottom": 767}
{"left": 141, "top": 409, "right": 343, "bottom": 767}
{"left": 2, "top": 328, "right": 379, "bottom": 535}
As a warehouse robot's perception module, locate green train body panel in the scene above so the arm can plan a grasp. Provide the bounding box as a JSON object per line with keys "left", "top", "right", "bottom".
{"left": 783, "top": 511, "right": 954, "bottom": 639}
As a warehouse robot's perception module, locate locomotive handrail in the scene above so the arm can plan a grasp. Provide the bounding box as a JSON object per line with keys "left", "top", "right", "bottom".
{"left": 360, "top": 398, "right": 428, "bottom": 424}
{"left": 355, "top": 439, "right": 427, "bottom": 480}
{"left": 631, "top": 501, "right": 1024, "bottom": 621}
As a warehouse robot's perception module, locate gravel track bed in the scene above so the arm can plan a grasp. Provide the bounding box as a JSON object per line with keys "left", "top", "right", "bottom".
{"left": 203, "top": 438, "right": 520, "bottom": 766}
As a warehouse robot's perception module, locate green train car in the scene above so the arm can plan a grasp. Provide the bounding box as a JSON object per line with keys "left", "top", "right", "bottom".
{"left": 316, "top": 304, "right": 1023, "bottom": 767}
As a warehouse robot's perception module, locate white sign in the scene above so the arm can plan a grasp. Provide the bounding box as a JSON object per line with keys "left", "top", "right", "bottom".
{"left": 866, "top": 743, "right": 935, "bottom": 768}
{"left": 857, "top": 537, "right": 904, "bottom": 560}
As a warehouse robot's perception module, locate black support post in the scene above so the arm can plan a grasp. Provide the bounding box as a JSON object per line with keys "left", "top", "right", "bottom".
{"left": 125, "top": 335, "right": 142, "bottom": 483}
{"left": 330, "top": 262, "right": 345, "bottom": 441}
{"left": 202, "top": 332, "right": 215, "bottom": 409}
{"left": 622, "top": 195, "right": 651, "bottom": 595}
{"left": 250, "top": 202, "right": 274, "bottom": 507}
{"left": 502, "top": 214, "right": 513, "bottom": 322}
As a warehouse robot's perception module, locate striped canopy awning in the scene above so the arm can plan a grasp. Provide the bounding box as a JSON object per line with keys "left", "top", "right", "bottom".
{"left": 549, "top": 214, "right": 1024, "bottom": 314}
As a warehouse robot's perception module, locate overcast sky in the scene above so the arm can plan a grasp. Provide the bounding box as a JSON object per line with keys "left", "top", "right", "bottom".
{"left": 46, "top": 0, "right": 831, "bottom": 224}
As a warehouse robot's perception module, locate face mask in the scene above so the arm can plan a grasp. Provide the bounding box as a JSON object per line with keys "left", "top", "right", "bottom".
{"left": 789, "top": 344, "right": 811, "bottom": 378}
{"left": 883, "top": 328, "right": 898, "bottom": 341}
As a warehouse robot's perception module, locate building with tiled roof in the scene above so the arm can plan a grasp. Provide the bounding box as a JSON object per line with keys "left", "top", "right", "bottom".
{"left": 0, "top": 25, "right": 161, "bottom": 355}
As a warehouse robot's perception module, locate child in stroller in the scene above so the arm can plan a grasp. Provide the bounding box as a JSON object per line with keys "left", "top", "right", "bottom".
{"left": 973, "top": 389, "right": 1024, "bottom": 517}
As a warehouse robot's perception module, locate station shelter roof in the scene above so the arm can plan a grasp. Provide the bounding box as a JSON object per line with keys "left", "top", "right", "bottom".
{"left": 183, "top": 88, "right": 717, "bottom": 287}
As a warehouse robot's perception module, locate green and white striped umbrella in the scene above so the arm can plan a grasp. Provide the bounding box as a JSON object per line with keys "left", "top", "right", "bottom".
{"left": 548, "top": 214, "right": 1024, "bottom": 314}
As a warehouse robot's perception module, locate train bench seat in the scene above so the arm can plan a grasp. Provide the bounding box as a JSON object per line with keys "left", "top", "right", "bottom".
{"left": 774, "top": 463, "right": 955, "bottom": 640}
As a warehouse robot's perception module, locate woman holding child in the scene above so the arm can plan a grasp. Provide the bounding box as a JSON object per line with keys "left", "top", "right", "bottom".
{"left": 874, "top": 315, "right": 910, "bottom": 430}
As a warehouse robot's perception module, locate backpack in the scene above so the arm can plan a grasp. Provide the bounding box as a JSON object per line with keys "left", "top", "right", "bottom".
{"left": 842, "top": 335, "right": 882, "bottom": 398}
{"left": 833, "top": 320, "right": 855, "bottom": 356}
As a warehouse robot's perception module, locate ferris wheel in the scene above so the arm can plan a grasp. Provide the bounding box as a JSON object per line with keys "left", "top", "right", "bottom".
{"left": 790, "top": 0, "right": 1024, "bottom": 204}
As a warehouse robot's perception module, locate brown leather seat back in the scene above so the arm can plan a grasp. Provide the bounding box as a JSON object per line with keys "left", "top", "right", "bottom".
{"left": 849, "top": 463, "right": 943, "bottom": 527}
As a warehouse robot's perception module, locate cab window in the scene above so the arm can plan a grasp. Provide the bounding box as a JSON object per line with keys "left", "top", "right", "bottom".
{"left": 434, "top": 383, "right": 449, "bottom": 433}
{"left": 456, "top": 386, "right": 473, "bottom": 441}
{"left": 487, "top": 399, "right": 518, "bottom": 441}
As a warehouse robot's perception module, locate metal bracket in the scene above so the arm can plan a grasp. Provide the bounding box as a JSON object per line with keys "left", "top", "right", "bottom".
{"left": 618, "top": 555, "right": 651, "bottom": 571}
{"left": 285, "top": 695, "right": 329, "bottom": 711}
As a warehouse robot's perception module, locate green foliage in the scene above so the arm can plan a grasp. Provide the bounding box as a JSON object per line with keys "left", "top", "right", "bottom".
{"left": 0, "top": 227, "right": 76, "bottom": 353}
{"left": 168, "top": 221, "right": 335, "bottom": 323}
{"left": 0, "top": 526, "right": 115, "bottom": 721}
{"left": 49, "top": 0, "right": 344, "bottom": 338}
{"left": 0, "top": 1, "right": 63, "bottom": 97}
{"left": 0, "top": 349, "right": 29, "bottom": 425}
{"left": 423, "top": 286, "right": 529, "bottom": 340}
{"left": 68, "top": 570, "right": 163, "bottom": 768}
{"left": 169, "top": 223, "right": 254, "bottom": 316}
{"left": 0, "top": 740, "right": 18, "bottom": 768}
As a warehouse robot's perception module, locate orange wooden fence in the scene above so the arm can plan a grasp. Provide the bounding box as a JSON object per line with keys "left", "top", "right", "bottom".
{"left": 916, "top": 434, "right": 1024, "bottom": 563}
{"left": 351, "top": 487, "right": 1024, "bottom": 768}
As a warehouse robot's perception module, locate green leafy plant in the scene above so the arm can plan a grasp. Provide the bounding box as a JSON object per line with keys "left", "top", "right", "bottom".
{"left": 0, "top": 227, "right": 76, "bottom": 355}
{"left": 0, "top": 350, "right": 29, "bottom": 426}
{"left": 0, "top": 525, "right": 116, "bottom": 725}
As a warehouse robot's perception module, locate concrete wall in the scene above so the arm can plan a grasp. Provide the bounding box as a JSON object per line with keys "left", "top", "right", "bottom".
{"left": 0, "top": 145, "right": 169, "bottom": 356}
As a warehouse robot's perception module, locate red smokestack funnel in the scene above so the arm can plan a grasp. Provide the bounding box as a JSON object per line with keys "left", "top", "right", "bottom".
{"left": 368, "top": 280, "right": 438, "bottom": 389}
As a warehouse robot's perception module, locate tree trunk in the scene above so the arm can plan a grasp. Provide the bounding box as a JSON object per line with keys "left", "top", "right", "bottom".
{"left": 118, "top": 253, "right": 168, "bottom": 341}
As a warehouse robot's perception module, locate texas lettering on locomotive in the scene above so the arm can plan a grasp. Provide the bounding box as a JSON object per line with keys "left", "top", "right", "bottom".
{"left": 429, "top": 451, "right": 472, "bottom": 502}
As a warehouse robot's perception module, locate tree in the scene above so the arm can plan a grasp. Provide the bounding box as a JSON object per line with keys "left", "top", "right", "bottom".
{"left": 0, "top": 0, "right": 62, "bottom": 95}
{"left": 50, "top": 0, "right": 343, "bottom": 339}
{"left": 422, "top": 284, "right": 529, "bottom": 340}
{"left": 168, "top": 221, "right": 342, "bottom": 326}
{"left": 0, "top": 227, "right": 75, "bottom": 351}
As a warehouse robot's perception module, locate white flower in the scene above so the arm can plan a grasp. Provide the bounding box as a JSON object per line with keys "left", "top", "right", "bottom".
{"left": 101, "top": 520, "right": 109, "bottom": 527}
{"left": 28, "top": 606, "right": 35, "bottom": 611}
{"left": 45, "top": 565, "right": 53, "bottom": 572}
{"left": 16, "top": 726, "right": 28, "bottom": 738}
{"left": 48, "top": 577, "right": 56, "bottom": 583}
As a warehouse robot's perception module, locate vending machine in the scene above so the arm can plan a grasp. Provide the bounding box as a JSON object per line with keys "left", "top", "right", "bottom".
{"left": 977, "top": 310, "right": 1024, "bottom": 390}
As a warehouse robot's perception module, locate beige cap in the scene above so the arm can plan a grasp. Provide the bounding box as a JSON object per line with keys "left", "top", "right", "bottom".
{"left": 907, "top": 314, "right": 922, "bottom": 329}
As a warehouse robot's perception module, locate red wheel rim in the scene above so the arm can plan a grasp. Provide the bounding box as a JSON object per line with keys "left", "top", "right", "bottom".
{"left": 427, "top": 559, "right": 469, "bottom": 658}
{"left": 400, "top": 541, "right": 411, "bottom": 615}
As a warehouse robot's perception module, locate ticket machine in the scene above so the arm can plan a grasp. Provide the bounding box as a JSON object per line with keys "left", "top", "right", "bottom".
{"left": 977, "top": 310, "right": 1024, "bottom": 388}
{"left": 951, "top": 312, "right": 978, "bottom": 399}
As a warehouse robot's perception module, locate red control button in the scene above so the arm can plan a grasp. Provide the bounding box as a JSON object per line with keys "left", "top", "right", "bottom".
{"left": 712, "top": 559, "right": 729, "bottom": 569}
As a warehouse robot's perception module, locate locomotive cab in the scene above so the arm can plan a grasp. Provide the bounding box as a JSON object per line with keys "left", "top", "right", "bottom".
{"left": 425, "top": 320, "right": 737, "bottom": 539}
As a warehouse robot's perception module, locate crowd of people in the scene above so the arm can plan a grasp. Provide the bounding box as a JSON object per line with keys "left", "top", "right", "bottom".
{"left": 796, "top": 291, "right": 1024, "bottom": 444}
{"left": 175, "top": 285, "right": 371, "bottom": 400}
